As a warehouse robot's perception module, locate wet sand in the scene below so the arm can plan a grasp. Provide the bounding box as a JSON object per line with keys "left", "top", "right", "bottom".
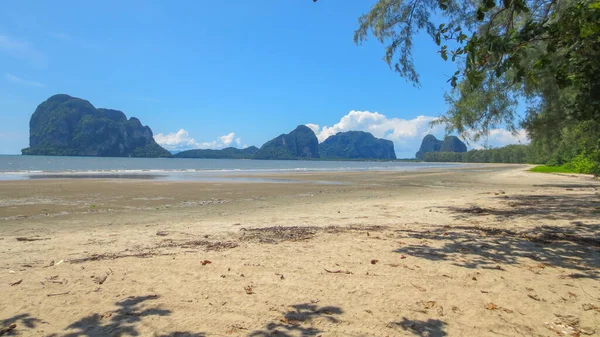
{"left": 1, "top": 164, "right": 599, "bottom": 336}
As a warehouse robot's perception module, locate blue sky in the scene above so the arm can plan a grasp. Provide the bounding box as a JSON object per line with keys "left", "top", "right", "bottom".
{"left": 0, "top": 0, "right": 526, "bottom": 158}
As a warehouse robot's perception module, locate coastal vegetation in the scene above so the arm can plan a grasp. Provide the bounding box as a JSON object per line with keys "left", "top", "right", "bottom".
{"left": 354, "top": 0, "right": 600, "bottom": 175}
{"left": 529, "top": 165, "right": 577, "bottom": 174}
{"left": 423, "top": 144, "right": 532, "bottom": 164}
{"left": 174, "top": 146, "right": 259, "bottom": 159}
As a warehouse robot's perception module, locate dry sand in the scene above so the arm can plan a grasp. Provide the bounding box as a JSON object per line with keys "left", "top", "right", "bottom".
{"left": 0, "top": 164, "right": 599, "bottom": 336}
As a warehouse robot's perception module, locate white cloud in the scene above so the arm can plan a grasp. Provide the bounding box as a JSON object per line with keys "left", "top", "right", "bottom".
{"left": 308, "top": 110, "right": 444, "bottom": 158}
{"left": 0, "top": 35, "right": 46, "bottom": 67}
{"left": 306, "top": 123, "right": 320, "bottom": 135}
{"left": 308, "top": 110, "right": 528, "bottom": 158}
{"left": 219, "top": 132, "right": 235, "bottom": 146}
{"left": 4, "top": 73, "right": 44, "bottom": 87}
{"left": 154, "top": 129, "right": 242, "bottom": 151}
{"left": 154, "top": 129, "right": 199, "bottom": 150}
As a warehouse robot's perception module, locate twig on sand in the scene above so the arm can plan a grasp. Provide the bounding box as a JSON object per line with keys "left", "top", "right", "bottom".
{"left": 324, "top": 268, "right": 353, "bottom": 275}
{"left": 94, "top": 274, "right": 108, "bottom": 285}
{"left": 70, "top": 251, "right": 175, "bottom": 263}
{"left": 0, "top": 324, "right": 17, "bottom": 336}
{"left": 47, "top": 291, "right": 70, "bottom": 297}
{"left": 9, "top": 279, "right": 22, "bottom": 286}
{"left": 16, "top": 237, "right": 50, "bottom": 242}
{"left": 410, "top": 281, "right": 427, "bottom": 292}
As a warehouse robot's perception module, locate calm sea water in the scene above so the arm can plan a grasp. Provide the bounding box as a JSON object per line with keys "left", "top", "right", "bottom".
{"left": 0, "top": 155, "right": 460, "bottom": 181}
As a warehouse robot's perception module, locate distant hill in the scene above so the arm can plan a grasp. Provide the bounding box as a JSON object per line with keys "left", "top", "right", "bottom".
{"left": 415, "top": 134, "right": 467, "bottom": 160}
{"left": 174, "top": 146, "right": 259, "bottom": 159}
{"left": 21, "top": 94, "right": 171, "bottom": 158}
{"left": 440, "top": 136, "right": 468, "bottom": 153}
{"left": 319, "top": 131, "right": 396, "bottom": 160}
{"left": 254, "top": 125, "right": 320, "bottom": 160}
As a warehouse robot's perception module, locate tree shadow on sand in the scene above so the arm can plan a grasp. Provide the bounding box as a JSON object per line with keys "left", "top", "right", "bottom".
{"left": 249, "top": 303, "right": 343, "bottom": 337}
{"left": 155, "top": 333, "right": 206, "bottom": 337}
{"left": 1, "top": 313, "right": 46, "bottom": 336}
{"left": 444, "top": 193, "right": 600, "bottom": 222}
{"left": 42, "top": 295, "right": 205, "bottom": 337}
{"left": 388, "top": 318, "right": 447, "bottom": 337}
{"left": 395, "top": 222, "right": 600, "bottom": 279}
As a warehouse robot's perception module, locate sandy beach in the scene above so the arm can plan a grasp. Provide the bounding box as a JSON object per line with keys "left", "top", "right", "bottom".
{"left": 1, "top": 164, "right": 599, "bottom": 336}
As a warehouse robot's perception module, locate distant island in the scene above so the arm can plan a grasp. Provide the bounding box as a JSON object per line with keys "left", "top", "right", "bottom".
{"left": 320, "top": 131, "right": 395, "bottom": 160}
{"left": 22, "top": 95, "right": 398, "bottom": 160}
{"left": 176, "top": 126, "right": 397, "bottom": 160}
{"left": 415, "top": 134, "right": 467, "bottom": 160}
{"left": 22, "top": 94, "right": 171, "bottom": 158}
{"left": 254, "top": 125, "right": 320, "bottom": 160}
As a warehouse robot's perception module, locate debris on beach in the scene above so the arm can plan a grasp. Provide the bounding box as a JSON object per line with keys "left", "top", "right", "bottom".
{"left": 486, "top": 303, "right": 498, "bottom": 310}
{"left": 93, "top": 273, "right": 109, "bottom": 285}
{"left": 437, "top": 305, "right": 445, "bottom": 316}
{"left": 161, "top": 239, "right": 239, "bottom": 251}
{"left": 48, "top": 259, "right": 64, "bottom": 267}
{"left": 239, "top": 225, "right": 387, "bottom": 244}
{"left": 70, "top": 251, "right": 176, "bottom": 263}
{"left": 324, "top": 268, "right": 353, "bottom": 274}
{"left": 41, "top": 275, "right": 67, "bottom": 286}
{"left": 370, "top": 259, "right": 378, "bottom": 264}
{"left": 410, "top": 281, "right": 426, "bottom": 292}
{"left": 47, "top": 291, "right": 70, "bottom": 297}
{"left": 545, "top": 314, "right": 596, "bottom": 336}
{"left": 582, "top": 303, "right": 600, "bottom": 312}
{"left": 240, "top": 226, "right": 318, "bottom": 243}
{"left": 0, "top": 324, "right": 17, "bottom": 336}
{"left": 417, "top": 300, "right": 436, "bottom": 311}
{"left": 244, "top": 286, "right": 254, "bottom": 294}
{"left": 16, "top": 236, "right": 50, "bottom": 242}
{"left": 485, "top": 302, "right": 514, "bottom": 313}
{"left": 200, "top": 260, "right": 212, "bottom": 266}
{"left": 9, "top": 279, "right": 22, "bottom": 286}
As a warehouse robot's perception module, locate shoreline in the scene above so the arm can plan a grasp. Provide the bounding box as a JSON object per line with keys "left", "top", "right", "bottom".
{"left": 1, "top": 165, "right": 599, "bottom": 336}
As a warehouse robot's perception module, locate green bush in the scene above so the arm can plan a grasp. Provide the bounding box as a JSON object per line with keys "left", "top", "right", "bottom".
{"left": 564, "top": 151, "right": 600, "bottom": 176}
{"left": 529, "top": 165, "right": 576, "bottom": 174}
